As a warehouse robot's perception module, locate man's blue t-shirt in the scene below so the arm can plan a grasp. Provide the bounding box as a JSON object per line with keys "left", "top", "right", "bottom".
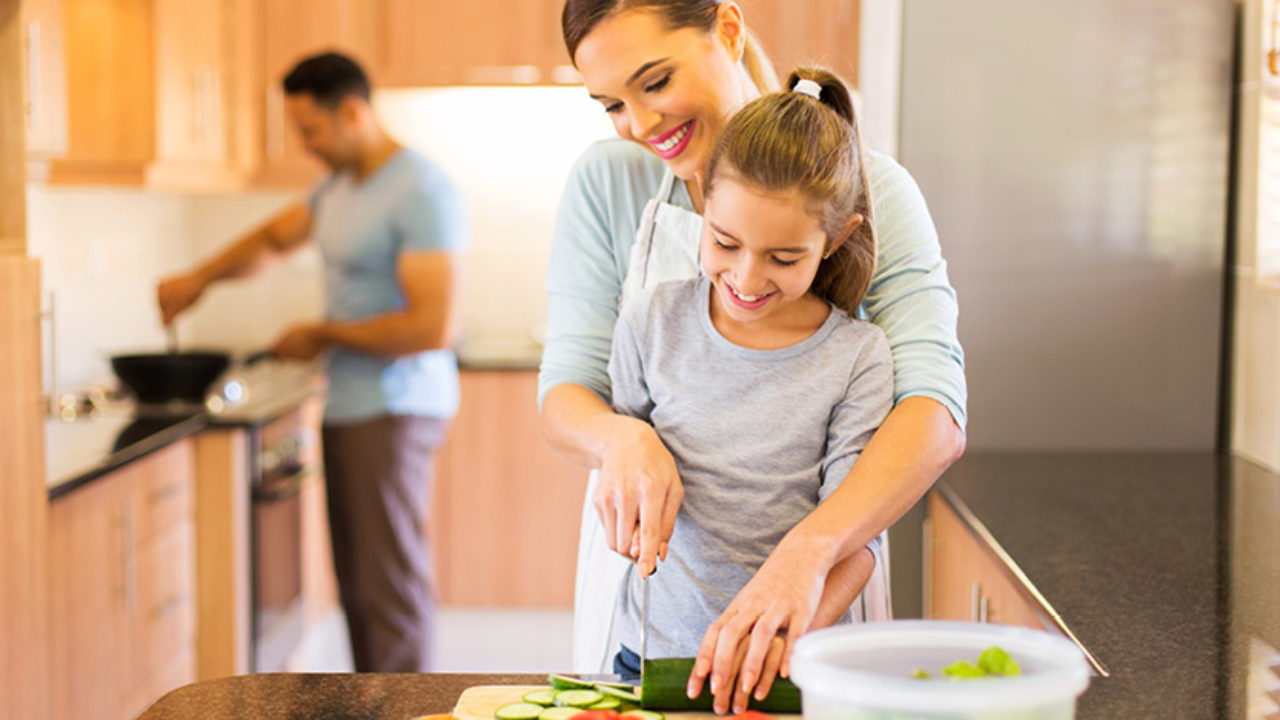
{"left": 310, "top": 148, "right": 468, "bottom": 424}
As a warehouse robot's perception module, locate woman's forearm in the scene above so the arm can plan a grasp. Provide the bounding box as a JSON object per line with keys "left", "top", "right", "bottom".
{"left": 782, "top": 396, "right": 966, "bottom": 570}
{"left": 539, "top": 382, "right": 632, "bottom": 469}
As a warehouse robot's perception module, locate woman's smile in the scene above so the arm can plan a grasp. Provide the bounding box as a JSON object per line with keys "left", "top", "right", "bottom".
{"left": 650, "top": 120, "right": 696, "bottom": 159}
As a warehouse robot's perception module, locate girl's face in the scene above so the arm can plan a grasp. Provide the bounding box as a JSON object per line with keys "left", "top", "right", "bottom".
{"left": 573, "top": 5, "right": 757, "bottom": 182}
{"left": 701, "top": 175, "right": 830, "bottom": 333}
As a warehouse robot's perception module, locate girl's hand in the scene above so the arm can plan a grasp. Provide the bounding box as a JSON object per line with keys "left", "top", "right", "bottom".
{"left": 687, "top": 543, "right": 877, "bottom": 714}
{"left": 687, "top": 538, "right": 828, "bottom": 714}
{"left": 594, "top": 415, "right": 683, "bottom": 575}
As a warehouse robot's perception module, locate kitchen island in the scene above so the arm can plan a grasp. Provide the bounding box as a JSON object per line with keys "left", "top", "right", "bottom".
{"left": 131, "top": 451, "right": 1276, "bottom": 719}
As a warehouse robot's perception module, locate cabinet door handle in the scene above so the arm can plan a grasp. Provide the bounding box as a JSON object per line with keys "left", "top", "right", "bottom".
{"left": 921, "top": 517, "right": 933, "bottom": 619}
{"left": 24, "top": 20, "right": 41, "bottom": 129}
{"left": 149, "top": 481, "right": 187, "bottom": 504}
{"left": 970, "top": 582, "right": 982, "bottom": 623}
{"left": 979, "top": 595, "right": 990, "bottom": 624}
{"left": 151, "top": 593, "right": 189, "bottom": 621}
{"left": 122, "top": 505, "right": 135, "bottom": 613}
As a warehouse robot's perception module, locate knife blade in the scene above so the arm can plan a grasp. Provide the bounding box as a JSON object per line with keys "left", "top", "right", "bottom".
{"left": 640, "top": 569, "right": 648, "bottom": 684}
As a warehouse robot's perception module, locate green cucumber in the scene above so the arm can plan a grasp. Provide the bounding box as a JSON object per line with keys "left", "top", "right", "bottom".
{"left": 555, "top": 690, "right": 605, "bottom": 708}
{"left": 621, "top": 711, "right": 664, "bottom": 720}
{"left": 548, "top": 674, "right": 597, "bottom": 690}
{"left": 495, "top": 703, "right": 547, "bottom": 720}
{"left": 595, "top": 685, "right": 641, "bottom": 704}
{"left": 589, "top": 680, "right": 636, "bottom": 691}
{"left": 523, "top": 689, "right": 560, "bottom": 706}
{"left": 586, "top": 696, "right": 622, "bottom": 710}
{"left": 638, "top": 658, "right": 801, "bottom": 713}
{"left": 537, "top": 707, "right": 582, "bottom": 720}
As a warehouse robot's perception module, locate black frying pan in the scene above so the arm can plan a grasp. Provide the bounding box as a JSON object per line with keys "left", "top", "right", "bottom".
{"left": 111, "top": 349, "right": 273, "bottom": 404}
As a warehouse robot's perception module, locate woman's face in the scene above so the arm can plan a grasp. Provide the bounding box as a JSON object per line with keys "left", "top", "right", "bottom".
{"left": 574, "top": 6, "right": 756, "bottom": 182}
{"left": 700, "top": 175, "right": 830, "bottom": 331}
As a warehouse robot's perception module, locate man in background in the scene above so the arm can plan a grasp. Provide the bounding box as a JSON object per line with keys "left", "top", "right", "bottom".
{"left": 157, "top": 51, "right": 467, "bottom": 672}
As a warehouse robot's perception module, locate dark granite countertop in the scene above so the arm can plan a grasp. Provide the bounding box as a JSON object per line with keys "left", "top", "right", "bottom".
{"left": 136, "top": 672, "right": 546, "bottom": 719}
{"left": 937, "top": 451, "right": 1278, "bottom": 719}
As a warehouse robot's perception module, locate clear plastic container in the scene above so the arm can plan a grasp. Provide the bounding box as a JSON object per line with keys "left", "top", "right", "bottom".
{"left": 789, "top": 621, "right": 1091, "bottom": 720}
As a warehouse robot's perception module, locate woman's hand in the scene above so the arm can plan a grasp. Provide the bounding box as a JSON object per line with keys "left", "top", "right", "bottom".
{"left": 688, "top": 541, "right": 877, "bottom": 714}
{"left": 594, "top": 415, "right": 683, "bottom": 575}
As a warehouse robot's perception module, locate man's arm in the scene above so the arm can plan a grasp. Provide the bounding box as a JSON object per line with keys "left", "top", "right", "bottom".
{"left": 311, "top": 250, "right": 462, "bottom": 357}
{"left": 158, "top": 202, "right": 313, "bottom": 324}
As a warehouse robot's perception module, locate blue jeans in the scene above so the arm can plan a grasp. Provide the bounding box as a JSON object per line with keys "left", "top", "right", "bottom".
{"left": 613, "top": 645, "right": 641, "bottom": 676}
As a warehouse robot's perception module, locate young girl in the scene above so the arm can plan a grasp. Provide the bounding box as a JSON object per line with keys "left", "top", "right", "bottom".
{"left": 606, "top": 67, "right": 892, "bottom": 712}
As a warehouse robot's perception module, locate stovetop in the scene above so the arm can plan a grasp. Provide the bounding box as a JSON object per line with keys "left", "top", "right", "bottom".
{"left": 46, "top": 360, "right": 324, "bottom": 499}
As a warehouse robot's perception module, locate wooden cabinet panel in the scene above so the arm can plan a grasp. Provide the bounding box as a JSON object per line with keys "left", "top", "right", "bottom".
{"left": 432, "top": 370, "right": 588, "bottom": 607}
{"left": 2, "top": 3, "right": 28, "bottom": 254}
{"left": 741, "top": 0, "right": 860, "bottom": 88}
{"left": 132, "top": 439, "right": 196, "bottom": 545}
{"left": 380, "top": 0, "right": 566, "bottom": 86}
{"left": 48, "top": 0, "right": 155, "bottom": 184}
{"left": 926, "top": 491, "right": 1046, "bottom": 630}
{"left": 193, "top": 428, "right": 252, "bottom": 681}
{"left": 0, "top": 257, "right": 48, "bottom": 717}
{"left": 20, "top": 0, "right": 69, "bottom": 159}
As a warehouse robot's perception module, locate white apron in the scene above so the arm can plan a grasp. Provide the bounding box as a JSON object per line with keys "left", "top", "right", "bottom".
{"left": 570, "top": 171, "right": 893, "bottom": 673}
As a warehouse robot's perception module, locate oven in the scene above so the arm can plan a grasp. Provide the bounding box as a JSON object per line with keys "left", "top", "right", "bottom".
{"left": 249, "top": 405, "right": 321, "bottom": 673}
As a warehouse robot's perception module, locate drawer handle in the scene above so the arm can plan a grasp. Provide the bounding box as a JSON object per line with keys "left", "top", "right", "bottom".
{"left": 149, "top": 482, "right": 188, "bottom": 504}
{"left": 152, "top": 593, "right": 188, "bottom": 621}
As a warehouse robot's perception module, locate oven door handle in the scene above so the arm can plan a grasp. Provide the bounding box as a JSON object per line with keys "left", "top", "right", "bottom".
{"left": 253, "top": 467, "right": 315, "bottom": 503}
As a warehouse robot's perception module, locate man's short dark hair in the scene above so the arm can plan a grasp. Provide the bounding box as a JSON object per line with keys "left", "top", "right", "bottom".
{"left": 282, "top": 51, "right": 371, "bottom": 108}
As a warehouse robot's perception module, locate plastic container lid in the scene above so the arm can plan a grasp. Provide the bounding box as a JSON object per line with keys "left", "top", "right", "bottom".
{"left": 790, "top": 621, "right": 1091, "bottom": 714}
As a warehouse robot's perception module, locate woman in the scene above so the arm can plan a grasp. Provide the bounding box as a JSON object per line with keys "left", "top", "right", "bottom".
{"left": 538, "top": 0, "right": 967, "bottom": 712}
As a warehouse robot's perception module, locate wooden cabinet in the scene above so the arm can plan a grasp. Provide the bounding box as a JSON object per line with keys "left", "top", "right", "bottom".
{"left": 740, "top": 0, "right": 861, "bottom": 88}
{"left": 379, "top": 0, "right": 570, "bottom": 87}
{"left": 926, "top": 490, "right": 1046, "bottom": 630}
{"left": 20, "top": 0, "right": 69, "bottom": 161}
{"left": 251, "top": 0, "right": 380, "bottom": 187}
{"left": 432, "top": 370, "right": 588, "bottom": 607}
{"left": 48, "top": 439, "right": 197, "bottom": 720}
{"left": 46, "top": 0, "right": 155, "bottom": 185}
{"left": 0, "top": 257, "right": 49, "bottom": 719}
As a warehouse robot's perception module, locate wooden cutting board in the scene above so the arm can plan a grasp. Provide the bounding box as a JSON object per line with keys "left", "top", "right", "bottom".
{"left": 452, "top": 685, "right": 799, "bottom": 720}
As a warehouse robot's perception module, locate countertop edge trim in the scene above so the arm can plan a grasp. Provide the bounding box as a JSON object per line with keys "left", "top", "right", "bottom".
{"left": 934, "top": 480, "right": 1112, "bottom": 677}
{"left": 47, "top": 415, "right": 208, "bottom": 500}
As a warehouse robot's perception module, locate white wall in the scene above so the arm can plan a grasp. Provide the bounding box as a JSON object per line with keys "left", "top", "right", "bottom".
{"left": 374, "top": 87, "right": 615, "bottom": 359}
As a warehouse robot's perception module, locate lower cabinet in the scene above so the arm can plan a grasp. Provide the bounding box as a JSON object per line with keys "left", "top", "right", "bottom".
{"left": 926, "top": 490, "right": 1047, "bottom": 629}
{"left": 432, "top": 370, "right": 589, "bottom": 607}
{"left": 48, "top": 439, "right": 197, "bottom": 720}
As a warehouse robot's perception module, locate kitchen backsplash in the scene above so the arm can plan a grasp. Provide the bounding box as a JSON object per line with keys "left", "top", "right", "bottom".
{"left": 28, "top": 86, "right": 614, "bottom": 394}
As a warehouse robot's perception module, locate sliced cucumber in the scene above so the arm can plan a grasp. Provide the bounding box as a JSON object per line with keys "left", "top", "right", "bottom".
{"left": 586, "top": 696, "right": 621, "bottom": 710}
{"left": 638, "top": 657, "right": 801, "bottom": 712}
{"left": 537, "top": 707, "right": 582, "bottom": 720}
{"left": 595, "top": 685, "right": 641, "bottom": 704}
{"left": 589, "top": 680, "right": 635, "bottom": 691}
{"left": 523, "top": 689, "right": 560, "bottom": 706}
{"left": 495, "top": 703, "right": 547, "bottom": 720}
{"left": 555, "top": 690, "right": 605, "bottom": 708}
{"left": 548, "top": 674, "right": 596, "bottom": 690}
{"left": 621, "top": 711, "right": 664, "bottom": 720}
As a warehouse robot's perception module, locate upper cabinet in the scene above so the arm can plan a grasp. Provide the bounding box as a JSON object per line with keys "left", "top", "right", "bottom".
{"left": 46, "top": 0, "right": 155, "bottom": 185}
{"left": 21, "top": 0, "right": 861, "bottom": 190}
{"left": 377, "top": 0, "right": 572, "bottom": 87}
{"left": 742, "top": 0, "right": 861, "bottom": 89}
{"left": 252, "top": 0, "right": 380, "bottom": 187}
{"left": 20, "top": 0, "right": 69, "bottom": 162}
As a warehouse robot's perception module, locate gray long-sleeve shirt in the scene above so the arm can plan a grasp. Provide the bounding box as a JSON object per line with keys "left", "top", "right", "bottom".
{"left": 609, "top": 277, "right": 894, "bottom": 659}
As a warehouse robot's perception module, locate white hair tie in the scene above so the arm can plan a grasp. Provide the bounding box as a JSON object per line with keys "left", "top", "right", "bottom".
{"left": 793, "top": 78, "right": 822, "bottom": 100}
